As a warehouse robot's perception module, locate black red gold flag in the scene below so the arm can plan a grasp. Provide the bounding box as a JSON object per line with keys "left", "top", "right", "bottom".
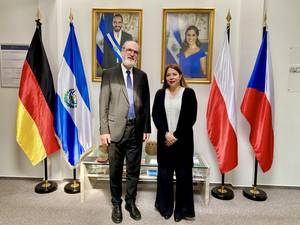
{"left": 16, "top": 20, "right": 59, "bottom": 165}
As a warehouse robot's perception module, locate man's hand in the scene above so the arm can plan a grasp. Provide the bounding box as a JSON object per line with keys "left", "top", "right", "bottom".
{"left": 101, "top": 134, "right": 111, "bottom": 146}
{"left": 143, "top": 133, "right": 150, "bottom": 142}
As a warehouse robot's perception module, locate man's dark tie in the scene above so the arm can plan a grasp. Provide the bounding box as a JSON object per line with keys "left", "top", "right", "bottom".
{"left": 126, "top": 70, "right": 135, "bottom": 119}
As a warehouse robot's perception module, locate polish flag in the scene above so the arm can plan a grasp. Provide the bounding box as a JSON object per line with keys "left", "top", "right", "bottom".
{"left": 206, "top": 31, "right": 238, "bottom": 173}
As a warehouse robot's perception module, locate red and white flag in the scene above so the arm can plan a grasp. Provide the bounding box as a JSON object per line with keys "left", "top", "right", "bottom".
{"left": 206, "top": 31, "right": 238, "bottom": 173}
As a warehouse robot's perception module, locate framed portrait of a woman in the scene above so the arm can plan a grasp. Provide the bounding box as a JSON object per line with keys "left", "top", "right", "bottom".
{"left": 92, "top": 8, "right": 143, "bottom": 82}
{"left": 161, "top": 8, "right": 215, "bottom": 84}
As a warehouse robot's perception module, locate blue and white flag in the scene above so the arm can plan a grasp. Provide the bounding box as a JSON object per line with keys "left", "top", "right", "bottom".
{"left": 55, "top": 22, "right": 92, "bottom": 167}
{"left": 96, "top": 14, "right": 105, "bottom": 65}
{"left": 166, "top": 13, "right": 182, "bottom": 64}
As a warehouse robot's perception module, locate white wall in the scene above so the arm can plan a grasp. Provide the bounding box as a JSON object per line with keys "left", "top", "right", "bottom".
{"left": 263, "top": 0, "right": 300, "bottom": 186}
{"left": 0, "top": 0, "right": 299, "bottom": 186}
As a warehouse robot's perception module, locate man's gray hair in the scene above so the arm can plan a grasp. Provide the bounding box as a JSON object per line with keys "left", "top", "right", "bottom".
{"left": 122, "top": 40, "right": 139, "bottom": 50}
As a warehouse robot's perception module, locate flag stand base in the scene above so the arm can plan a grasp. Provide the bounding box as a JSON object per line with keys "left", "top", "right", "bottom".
{"left": 64, "top": 180, "right": 80, "bottom": 194}
{"left": 211, "top": 185, "right": 234, "bottom": 200}
{"left": 243, "top": 186, "right": 267, "bottom": 201}
{"left": 35, "top": 180, "right": 57, "bottom": 194}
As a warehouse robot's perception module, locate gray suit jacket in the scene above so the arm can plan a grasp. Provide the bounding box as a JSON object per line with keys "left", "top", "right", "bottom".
{"left": 99, "top": 64, "right": 151, "bottom": 142}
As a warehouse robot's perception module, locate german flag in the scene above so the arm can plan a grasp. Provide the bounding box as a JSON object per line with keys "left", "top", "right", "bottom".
{"left": 16, "top": 20, "right": 59, "bottom": 166}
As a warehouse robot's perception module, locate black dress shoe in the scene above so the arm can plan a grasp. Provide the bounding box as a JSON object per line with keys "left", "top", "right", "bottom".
{"left": 174, "top": 216, "right": 182, "bottom": 222}
{"left": 164, "top": 214, "right": 171, "bottom": 220}
{"left": 112, "top": 205, "right": 122, "bottom": 224}
{"left": 125, "top": 203, "right": 141, "bottom": 220}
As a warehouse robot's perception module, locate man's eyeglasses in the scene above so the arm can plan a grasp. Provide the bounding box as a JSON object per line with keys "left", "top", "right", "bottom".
{"left": 125, "top": 48, "right": 139, "bottom": 55}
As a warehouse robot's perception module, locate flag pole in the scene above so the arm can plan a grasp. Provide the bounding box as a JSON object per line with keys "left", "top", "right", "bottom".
{"left": 63, "top": 8, "right": 80, "bottom": 194}
{"left": 35, "top": 159, "right": 58, "bottom": 193}
{"left": 242, "top": 2, "right": 268, "bottom": 202}
{"left": 64, "top": 168, "right": 80, "bottom": 194}
{"left": 32, "top": 9, "right": 57, "bottom": 194}
{"left": 211, "top": 10, "right": 234, "bottom": 200}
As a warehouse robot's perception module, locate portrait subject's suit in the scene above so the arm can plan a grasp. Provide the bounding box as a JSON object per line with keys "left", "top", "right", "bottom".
{"left": 102, "top": 31, "right": 133, "bottom": 69}
{"left": 99, "top": 63, "right": 151, "bottom": 205}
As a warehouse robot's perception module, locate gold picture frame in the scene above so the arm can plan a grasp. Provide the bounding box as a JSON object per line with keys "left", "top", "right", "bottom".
{"left": 161, "top": 8, "right": 215, "bottom": 84}
{"left": 92, "top": 8, "right": 143, "bottom": 82}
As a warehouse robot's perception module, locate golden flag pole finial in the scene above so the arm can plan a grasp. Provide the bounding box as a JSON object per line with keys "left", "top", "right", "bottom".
{"left": 263, "top": 12, "right": 267, "bottom": 27}
{"left": 226, "top": 9, "right": 232, "bottom": 36}
{"left": 36, "top": 7, "right": 42, "bottom": 21}
{"left": 263, "top": 0, "right": 268, "bottom": 30}
{"left": 69, "top": 8, "right": 74, "bottom": 23}
{"left": 226, "top": 9, "right": 232, "bottom": 24}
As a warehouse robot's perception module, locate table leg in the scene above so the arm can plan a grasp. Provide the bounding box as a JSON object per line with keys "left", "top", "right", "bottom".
{"left": 80, "top": 163, "right": 85, "bottom": 203}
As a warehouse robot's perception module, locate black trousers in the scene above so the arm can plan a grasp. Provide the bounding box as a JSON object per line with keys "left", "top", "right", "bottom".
{"left": 155, "top": 165, "right": 195, "bottom": 219}
{"left": 108, "top": 122, "right": 142, "bottom": 206}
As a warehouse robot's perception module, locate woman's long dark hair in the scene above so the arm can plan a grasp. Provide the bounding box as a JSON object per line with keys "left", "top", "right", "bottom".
{"left": 163, "top": 64, "right": 187, "bottom": 89}
{"left": 180, "top": 25, "right": 201, "bottom": 53}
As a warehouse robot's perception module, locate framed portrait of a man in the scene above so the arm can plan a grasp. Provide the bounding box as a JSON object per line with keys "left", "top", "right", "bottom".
{"left": 162, "top": 8, "right": 215, "bottom": 84}
{"left": 92, "top": 8, "right": 143, "bottom": 82}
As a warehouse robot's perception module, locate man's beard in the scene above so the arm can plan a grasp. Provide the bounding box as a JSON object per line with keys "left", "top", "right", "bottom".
{"left": 113, "top": 27, "right": 121, "bottom": 32}
{"left": 123, "top": 58, "right": 137, "bottom": 68}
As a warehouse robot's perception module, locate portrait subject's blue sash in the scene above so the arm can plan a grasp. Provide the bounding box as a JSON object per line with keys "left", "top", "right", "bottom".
{"left": 104, "top": 32, "right": 123, "bottom": 63}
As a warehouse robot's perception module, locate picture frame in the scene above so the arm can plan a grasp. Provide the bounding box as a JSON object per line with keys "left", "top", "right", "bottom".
{"left": 161, "top": 8, "right": 215, "bottom": 84}
{"left": 92, "top": 8, "right": 143, "bottom": 82}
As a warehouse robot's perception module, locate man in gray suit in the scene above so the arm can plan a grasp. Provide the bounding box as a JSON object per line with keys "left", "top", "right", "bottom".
{"left": 100, "top": 40, "right": 151, "bottom": 224}
{"left": 102, "top": 14, "right": 133, "bottom": 69}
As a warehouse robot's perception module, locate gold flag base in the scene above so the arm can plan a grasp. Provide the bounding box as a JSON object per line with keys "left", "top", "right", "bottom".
{"left": 64, "top": 180, "right": 80, "bottom": 194}
{"left": 243, "top": 186, "right": 267, "bottom": 201}
{"left": 211, "top": 185, "right": 234, "bottom": 200}
{"left": 35, "top": 180, "right": 57, "bottom": 194}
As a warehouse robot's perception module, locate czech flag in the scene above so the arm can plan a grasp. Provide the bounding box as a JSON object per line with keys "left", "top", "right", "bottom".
{"left": 16, "top": 20, "right": 59, "bottom": 166}
{"left": 206, "top": 31, "right": 238, "bottom": 173}
{"left": 241, "top": 31, "right": 274, "bottom": 173}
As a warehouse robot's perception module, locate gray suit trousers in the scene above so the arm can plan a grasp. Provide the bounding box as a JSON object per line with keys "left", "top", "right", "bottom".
{"left": 108, "top": 121, "right": 142, "bottom": 206}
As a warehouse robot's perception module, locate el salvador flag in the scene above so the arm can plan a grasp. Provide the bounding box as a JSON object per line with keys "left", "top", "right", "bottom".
{"left": 166, "top": 13, "right": 182, "bottom": 64}
{"left": 96, "top": 14, "right": 105, "bottom": 65}
{"left": 55, "top": 22, "right": 92, "bottom": 167}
